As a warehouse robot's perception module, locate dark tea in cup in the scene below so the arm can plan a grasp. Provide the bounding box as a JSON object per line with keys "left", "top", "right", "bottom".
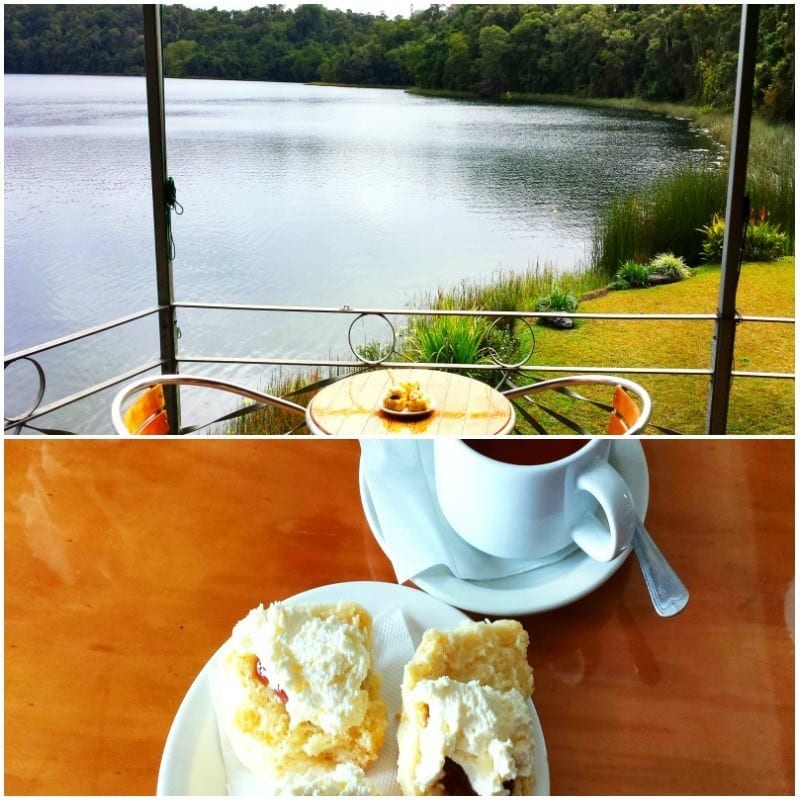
{"left": 464, "top": 439, "right": 589, "bottom": 466}
{"left": 433, "top": 438, "right": 635, "bottom": 561}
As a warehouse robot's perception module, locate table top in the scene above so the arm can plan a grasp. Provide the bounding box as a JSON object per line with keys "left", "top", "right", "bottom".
{"left": 4, "top": 438, "right": 794, "bottom": 795}
{"left": 306, "top": 367, "right": 515, "bottom": 435}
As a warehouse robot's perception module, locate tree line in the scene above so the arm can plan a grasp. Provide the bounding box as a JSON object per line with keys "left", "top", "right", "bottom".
{"left": 4, "top": 4, "right": 794, "bottom": 121}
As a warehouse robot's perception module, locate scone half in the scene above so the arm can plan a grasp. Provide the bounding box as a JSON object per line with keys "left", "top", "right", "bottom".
{"left": 397, "top": 619, "right": 536, "bottom": 796}
{"left": 215, "top": 600, "right": 388, "bottom": 780}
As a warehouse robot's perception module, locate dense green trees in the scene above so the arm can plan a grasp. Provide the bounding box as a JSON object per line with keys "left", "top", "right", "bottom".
{"left": 4, "top": 3, "right": 794, "bottom": 120}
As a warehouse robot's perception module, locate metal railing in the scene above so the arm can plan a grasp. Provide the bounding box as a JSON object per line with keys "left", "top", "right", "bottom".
{"left": 4, "top": 302, "right": 794, "bottom": 435}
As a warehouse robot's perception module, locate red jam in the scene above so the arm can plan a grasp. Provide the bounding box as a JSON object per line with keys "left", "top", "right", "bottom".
{"left": 253, "top": 657, "right": 288, "bottom": 703}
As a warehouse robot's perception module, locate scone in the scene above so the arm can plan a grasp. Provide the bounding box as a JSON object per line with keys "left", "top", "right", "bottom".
{"left": 215, "top": 600, "right": 388, "bottom": 783}
{"left": 383, "top": 386, "right": 407, "bottom": 411}
{"left": 405, "top": 387, "right": 431, "bottom": 412}
{"left": 397, "top": 619, "right": 535, "bottom": 796}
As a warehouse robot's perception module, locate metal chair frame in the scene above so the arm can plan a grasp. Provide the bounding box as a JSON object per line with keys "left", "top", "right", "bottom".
{"left": 111, "top": 374, "right": 307, "bottom": 435}
{"left": 502, "top": 374, "right": 653, "bottom": 435}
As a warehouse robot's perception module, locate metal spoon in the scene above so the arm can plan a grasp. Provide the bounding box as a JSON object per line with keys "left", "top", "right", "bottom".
{"left": 632, "top": 519, "right": 689, "bottom": 617}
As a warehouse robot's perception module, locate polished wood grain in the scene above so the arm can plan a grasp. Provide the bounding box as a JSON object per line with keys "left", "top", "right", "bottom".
{"left": 306, "top": 368, "right": 515, "bottom": 435}
{"left": 4, "top": 438, "right": 794, "bottom": 795}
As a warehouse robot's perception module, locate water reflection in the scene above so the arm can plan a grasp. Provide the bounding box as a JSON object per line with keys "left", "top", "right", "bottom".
{"left": 528, "top": 557, "right": 662, "bottom": 687}
{"left": 5, "top": 75, "right": 720, "bottom": 432}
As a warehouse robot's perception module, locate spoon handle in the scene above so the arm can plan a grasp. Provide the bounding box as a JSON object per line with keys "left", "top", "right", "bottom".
{"left": 633, "top": 519, "right": 689, "bottom": 617}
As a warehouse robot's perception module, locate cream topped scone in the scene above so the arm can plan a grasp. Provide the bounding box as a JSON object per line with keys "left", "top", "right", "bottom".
{"left": 214, "top": 601, "right": 387, "bottom": 784}
{"left": 397, "top": 619, "right": 535, "bottom": 796}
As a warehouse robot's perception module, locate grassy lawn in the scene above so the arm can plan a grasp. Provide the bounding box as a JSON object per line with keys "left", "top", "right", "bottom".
{"left": 523, "top": 257, "right": 794, "bottom": 434}
{"left": 237, "top": 258, "right": 793, "bottom": 436}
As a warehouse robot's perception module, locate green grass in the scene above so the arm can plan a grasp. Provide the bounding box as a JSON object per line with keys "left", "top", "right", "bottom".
{"left": 396, "top": 257, "right": 794, "bottom": 435}
{"left": 219, "top": 369, "right": 323, "bottom": 435}
{"left": 231, "top": 258, "right": 792, "bottom": 435}
{"left": 410, "top": 264, "right": 603, "bottom": 316}
{"left": 519, "top": 257, "right": 794, "bottom": 434}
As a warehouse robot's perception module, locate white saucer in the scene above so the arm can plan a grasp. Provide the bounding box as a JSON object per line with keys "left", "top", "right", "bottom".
{"left": 360, "top": 440, "right": 648, "bottom": 616}
{"left": 156, "top": 581, "right": 550, "bottom": 795}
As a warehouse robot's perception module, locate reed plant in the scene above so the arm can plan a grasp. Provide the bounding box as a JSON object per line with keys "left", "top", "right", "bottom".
{"left": 590, "top": 103, "right": 793, "bottom": 278}
{"left": 744, "top": 119, "right": 795, "bottom": 236}
{"left": 403, "top": 312, "right": 491, "bottom": 366}
{"left": 415, "top": 264, "right": 600, "bottom": 313}
{"left": 402, "top": 264, "right": 604, "bottom": 380}
{"left": 592, "top": 167, "right": 728, "bottom": 275}
{"left": 221, "top": 368, "right": 326, "bottom": 434}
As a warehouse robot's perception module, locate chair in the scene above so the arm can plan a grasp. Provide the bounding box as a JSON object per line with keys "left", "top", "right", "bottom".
{"left": 502, "top": 375, "right": 652, "bottom": 435}
{"left": 111, "top": 374, "right": 307, "bottom": 435}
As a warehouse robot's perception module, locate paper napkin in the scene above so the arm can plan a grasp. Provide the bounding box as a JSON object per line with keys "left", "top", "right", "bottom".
{"left": 209, "top": 607, "right": 416, "bottom": 795}
{"left": 360, "top": 439, "right": 571, "bottom": 583}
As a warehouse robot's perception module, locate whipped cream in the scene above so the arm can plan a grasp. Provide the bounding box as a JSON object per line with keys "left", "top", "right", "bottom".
{"left": 405, "top": 676, "right": 534, "bottom": 795}
{"left": 262, "top": 762, "right": 377, "bottom": 796}
{"left": 232, "top": 602, "right": 370, "bottom": 734}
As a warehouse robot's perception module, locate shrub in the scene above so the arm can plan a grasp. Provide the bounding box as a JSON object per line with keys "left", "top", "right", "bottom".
{"left": 356, "top": 339, "right": 394, "bottom": 363}
{"left": 745, "top": 219, "right": 790, "bottom": 261}
{"left": 403, "top": 313, "right": 490, "bottom": 365}
{"left": 699, "top": 213, "right": 727, "bottom": 262}
{"left": 534, "top": 288, "right": 578, "bottom": 314}
{"left": 650, "top": 252, "right": 693, "bottom": 280}
{"left": 700, "top": 213, "right": 790, "bottom": 262}
{"left": 610, "top": 260, "right": 652, "bottom": 289}
{"left": 533, "top": 289, "right": 579, "bottom": 329}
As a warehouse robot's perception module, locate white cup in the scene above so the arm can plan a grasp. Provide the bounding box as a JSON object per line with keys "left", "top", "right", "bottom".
{"left": 432, "top": 438, "right": 636, "bottom": 562}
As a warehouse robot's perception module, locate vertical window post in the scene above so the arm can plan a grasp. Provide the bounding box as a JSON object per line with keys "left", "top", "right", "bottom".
{"left": 143, "top": 4, "right": 181, "bottom": 433}
{"left": 706, "top": 4, "right": 760, "bottom": 434}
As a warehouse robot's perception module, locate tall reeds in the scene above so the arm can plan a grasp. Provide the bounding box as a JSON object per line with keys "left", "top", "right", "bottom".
{"left": 592, "top": 167, "right": 728, "bottom": 274}
{"left": 592, "top": 114, "right": 794, "bottom": 278}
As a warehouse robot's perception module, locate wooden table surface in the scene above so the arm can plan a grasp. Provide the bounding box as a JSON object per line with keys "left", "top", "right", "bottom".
{"left": 4, "top": 438, "right": 794, "bottom": 795}
{"left": 306, "top": 368, "right": 515, "bottom": 435}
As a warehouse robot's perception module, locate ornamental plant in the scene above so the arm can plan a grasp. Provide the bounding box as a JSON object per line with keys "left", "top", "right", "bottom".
{"left": 534, "top": 288, "right": 578, "bottom": 314}
{"left": 650, "top": 252, "right": 693, "bottom": 281}
{"left": 610, "top": 260, "right": 652, "bottom": 289}
{"left": 744, "top": 220, "right": 789, "bottom": 261}
{"left": 700, "top": 212, "right": 789, "bottom": 262}
{"left": 699, "top": 213, "right": 727, "bottom": 262}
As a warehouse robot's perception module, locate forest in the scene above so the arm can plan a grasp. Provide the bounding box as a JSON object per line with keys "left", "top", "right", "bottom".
{"left": 3, "top": 4, "right": 794, "bottom": 121}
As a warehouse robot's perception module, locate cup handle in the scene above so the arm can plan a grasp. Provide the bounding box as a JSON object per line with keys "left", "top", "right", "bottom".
{"left": 570, "top": 461, "right": 636, "bottom": 562}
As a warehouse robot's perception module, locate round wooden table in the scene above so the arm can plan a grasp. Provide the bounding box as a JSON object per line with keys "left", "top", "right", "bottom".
{"left": 305, "top": 367, "right": 515, "bottom": 435}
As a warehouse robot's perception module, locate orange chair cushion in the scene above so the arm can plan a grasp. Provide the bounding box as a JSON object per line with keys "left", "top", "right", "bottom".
{"left": 607, "top": 386, "right": 640, "bottom": 434}
{"left": 137, "top": 408, "right": 169, "bottom": 435}
{"left": 123, "top": 384, "right": 168, "bottom": 434}
{"left": 607, "top": 412, "right": 628, "bottom": 435}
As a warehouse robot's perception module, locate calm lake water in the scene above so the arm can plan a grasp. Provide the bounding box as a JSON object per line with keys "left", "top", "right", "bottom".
{"left": 4, "top": 74, "right": 719, "bottom": 432}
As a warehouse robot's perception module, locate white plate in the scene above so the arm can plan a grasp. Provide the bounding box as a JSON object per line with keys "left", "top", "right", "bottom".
{"left": 360, "top": 440, "right": 648, "bottom": 616}
{"left": 157, "top": 581, "right": 550, "bottom": 795}
{"left": 380, "top": 398, "right": 436, "bottom": 418}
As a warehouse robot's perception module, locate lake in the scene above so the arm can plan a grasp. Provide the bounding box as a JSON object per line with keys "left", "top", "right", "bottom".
{"left": 4, "top": 74, "right": 720, "bottom": 432}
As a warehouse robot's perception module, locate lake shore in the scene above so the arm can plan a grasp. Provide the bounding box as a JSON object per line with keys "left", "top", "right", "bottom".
{"left": 405, "top": 86, "right": 762, "bottom": 150}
